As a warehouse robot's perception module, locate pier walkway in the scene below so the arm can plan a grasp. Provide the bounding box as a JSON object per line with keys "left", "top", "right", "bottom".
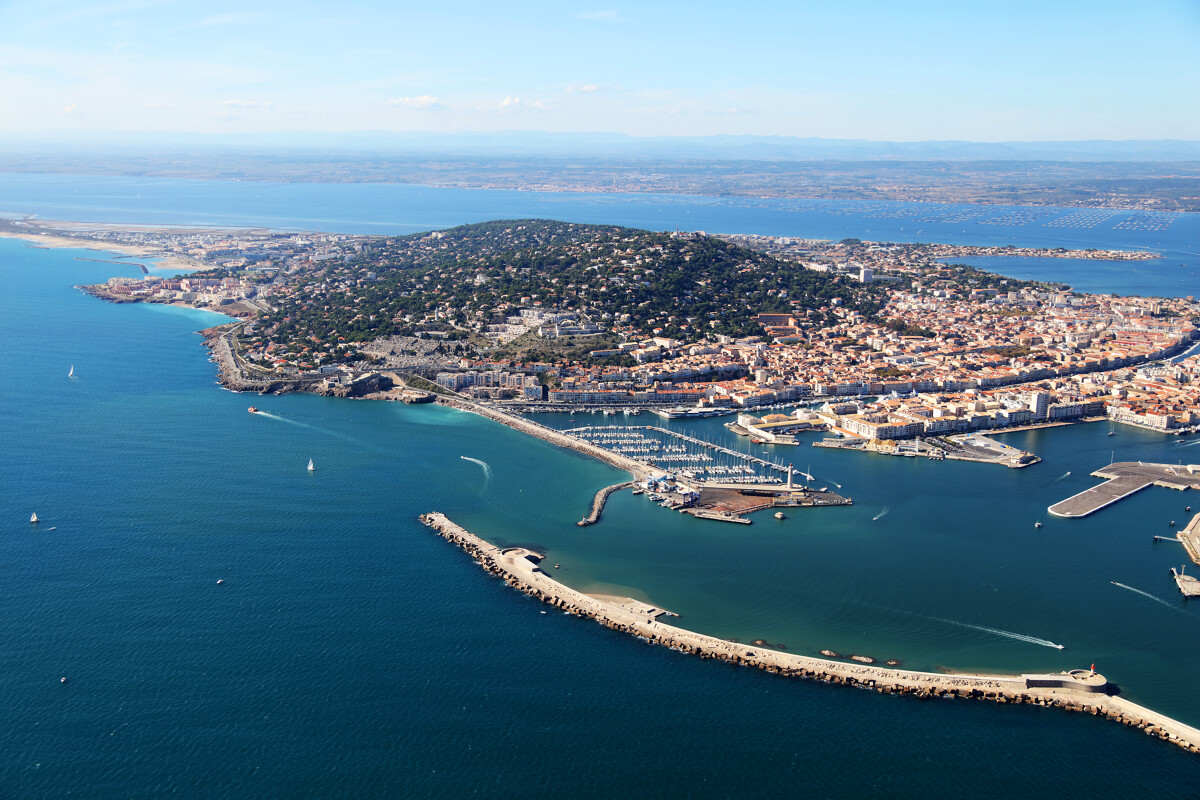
{"left": 421, "top": 512, "right": 1200, "bottom": 756}
{"left": 1048, "top": 462, "right": 1200, "bottom": 518}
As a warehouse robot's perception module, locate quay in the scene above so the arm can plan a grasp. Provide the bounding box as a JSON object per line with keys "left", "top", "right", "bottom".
{"left": 1048, "top": 461, "right": 1200, "bottom": 518}
{"left": 420, "top": 511, "right": 1200, "bottom": 756}
{"left": 578, "top": 482, "right": 635, "bottom": 526}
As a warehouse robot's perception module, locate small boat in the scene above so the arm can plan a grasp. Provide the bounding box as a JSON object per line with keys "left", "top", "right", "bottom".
{"left": 774, "top": 511, "right": 786, "bottom": 520}
{"left": 30, "top": 513, "right": 39, "bottom": 524}
{"left": 248, "top": 406, "right": 259, "bottom": 413}
{"left": 68, "top": 365, "right": 74, "bottom": 378}
{"left": 554, "top": 564, "right": 560, "bottom": 569}
{"left": 307, "top": 458, "right": 314, "bottom": 472}
{"left": 1035, "top": 522, "right": 1042, "bottom": 528}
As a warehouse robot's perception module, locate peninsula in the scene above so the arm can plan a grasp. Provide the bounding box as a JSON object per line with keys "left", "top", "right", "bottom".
{"left": 49, "top": 216, "right": 1199, "bottom": 443}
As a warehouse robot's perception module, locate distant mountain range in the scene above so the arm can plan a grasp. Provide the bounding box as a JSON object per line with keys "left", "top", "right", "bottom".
{"left": 4, "top": 131, "right": 1200, "bottom": 162}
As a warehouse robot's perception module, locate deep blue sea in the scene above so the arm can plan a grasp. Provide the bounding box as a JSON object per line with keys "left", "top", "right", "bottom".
{"left": 3, "top": 176, "right": 1200, "bottom": 797}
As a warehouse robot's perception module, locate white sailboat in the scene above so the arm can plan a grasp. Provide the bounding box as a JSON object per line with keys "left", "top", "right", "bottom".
{"left": 307, "top": 458, "right": 314, "bottom": 472}
{"left": 30, "top": 513, "right": 39, "bottom": 524}
{"left": 68, "top": 365, "right": 74, "bottom": 378}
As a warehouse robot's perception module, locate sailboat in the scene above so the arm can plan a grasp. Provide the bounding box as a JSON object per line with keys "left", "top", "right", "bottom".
{"left": 68, "top": 365, "right": 74, "bottom": 378}
{"left": 1108, "top": 421, "right": 1116, "bottom": 436}
{"left": 307, "top": 458, "right": 315, "bottom": 472}
{"left": 30, "top": 513, "right": 39, "bottom": 524}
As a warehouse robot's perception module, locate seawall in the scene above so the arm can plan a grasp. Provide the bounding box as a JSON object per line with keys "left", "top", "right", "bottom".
{"left": 420, "top": 511, "right": 1200, "bottom": 755}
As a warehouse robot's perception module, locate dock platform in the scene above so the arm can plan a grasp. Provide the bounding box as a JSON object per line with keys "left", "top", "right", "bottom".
{"left": 1048, "top": 462, "right": 1199, "bottom": 518}
{"left": 1171, "top": 567, "right": 1200, "bottom": 597}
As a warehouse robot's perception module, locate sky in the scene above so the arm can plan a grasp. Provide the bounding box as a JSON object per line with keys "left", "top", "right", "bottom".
{"left": 1, "top": 0, "right": 1198, "bottom": 142}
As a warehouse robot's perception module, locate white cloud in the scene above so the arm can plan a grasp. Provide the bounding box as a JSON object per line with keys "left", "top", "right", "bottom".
{"left": 385, "top": 95, "right": 441, "bottom": 109}
{"left": 564, "top": 84, "right": 600, "bottom": 93}
{"left": 498, "top": 96, "right": 555, "bottom": 111}
{"left": 61, "top": 104, "right": 80, "bottom": 115}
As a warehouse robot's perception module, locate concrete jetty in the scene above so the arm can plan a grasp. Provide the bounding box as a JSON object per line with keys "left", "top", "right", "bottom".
{"left": 1048, "top": 461, "right": 1200, "bottom": 518}
{"left": 578, "top": 482, "right": 635, "bottom": 526}
{"left": 421, "top": 511, "right": 1200, "bottom": 756}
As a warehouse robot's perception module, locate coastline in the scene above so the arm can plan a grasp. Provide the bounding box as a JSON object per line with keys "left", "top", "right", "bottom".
{"left": 0, "top": 227, "right": 200, "bottom": 272}
{"left": 420, "top": 511, "right": 1200, "bottom": 755}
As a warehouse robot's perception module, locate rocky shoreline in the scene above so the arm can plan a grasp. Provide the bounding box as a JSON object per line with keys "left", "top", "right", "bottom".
{"left": 420, "top": 511, "right": 1200, "bottom": 755}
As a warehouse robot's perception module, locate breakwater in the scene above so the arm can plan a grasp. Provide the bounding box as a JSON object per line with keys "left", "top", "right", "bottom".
{"left": 578, "top": 482, "right": 635, "bottom": 526}
{"left": 437, "top": 398, "right": 653, "bottom": 479}
{"left": 420, "top": 511, "right": 1200, "bottom": 755}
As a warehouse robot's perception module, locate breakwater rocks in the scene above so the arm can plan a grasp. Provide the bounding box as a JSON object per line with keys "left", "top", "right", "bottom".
{"left": 420, "top": 511, "right": 1200, "bottom": 755}
{"left": 578, "top": 482, "right": 635, "bottom": 526}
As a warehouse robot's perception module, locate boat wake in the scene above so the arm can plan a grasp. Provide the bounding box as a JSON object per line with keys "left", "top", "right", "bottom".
{"left": 932, "top": 616, "right": 1065, "bottom": 649}
{"left": 253, "top": 411, "right": 369, "bottom": 447}
{"left": 1111, "top": 581, "right": 1187, "bottom": 614}
{"left": 872, "top": 506, "right": 890, "bottom": 522}
{"left": 1052, "top": 471, "right": 1071, "bottom": 482}
{"left": 461, "top": 456, "right": 493, "bottom": 480}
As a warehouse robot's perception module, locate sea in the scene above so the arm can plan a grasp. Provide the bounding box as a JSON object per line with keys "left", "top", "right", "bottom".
{"left": 2, "top": 174, "right": 1200, "bottom": 797}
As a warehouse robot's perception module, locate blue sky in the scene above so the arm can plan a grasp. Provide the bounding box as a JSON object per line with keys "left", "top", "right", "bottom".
{"left": 1, "top": 0, "right": 1198, "bottom": 141}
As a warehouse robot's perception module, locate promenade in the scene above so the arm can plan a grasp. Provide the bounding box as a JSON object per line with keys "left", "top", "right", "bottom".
{"left": 422, "top": 511, "right": 1200, "bottom": 756}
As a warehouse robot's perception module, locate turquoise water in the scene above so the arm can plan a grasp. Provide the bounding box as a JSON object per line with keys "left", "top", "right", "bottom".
{"left": 4, "top": 189, "right": 1200, "bottom": 794}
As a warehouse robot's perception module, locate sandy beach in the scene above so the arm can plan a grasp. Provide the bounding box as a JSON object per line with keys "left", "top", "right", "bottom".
{"left": 0, "top": 220, "right": 212, "bottom": 272}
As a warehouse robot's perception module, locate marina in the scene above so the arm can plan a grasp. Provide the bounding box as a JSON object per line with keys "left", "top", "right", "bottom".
{"left": 565, "top": 424, "right": 797, "bottom": 483}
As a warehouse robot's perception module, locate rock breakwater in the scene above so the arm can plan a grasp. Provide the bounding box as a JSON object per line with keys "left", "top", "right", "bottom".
{"left": 420, "top": 511, "right": 1200, "bottom": 755}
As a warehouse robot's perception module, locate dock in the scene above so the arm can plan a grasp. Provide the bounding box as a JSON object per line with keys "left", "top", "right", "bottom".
{"left": 685, "top": 509, "right": 752, "bottom": 524}
{"left": 1048, "top": 462, "right": 1200, "bottom": 518}
{"left": 420, "top": 511, "right": 1200, "bottom": 757}
{"left": 1170, "top": 566, "right": 1200, "bottom": 597}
